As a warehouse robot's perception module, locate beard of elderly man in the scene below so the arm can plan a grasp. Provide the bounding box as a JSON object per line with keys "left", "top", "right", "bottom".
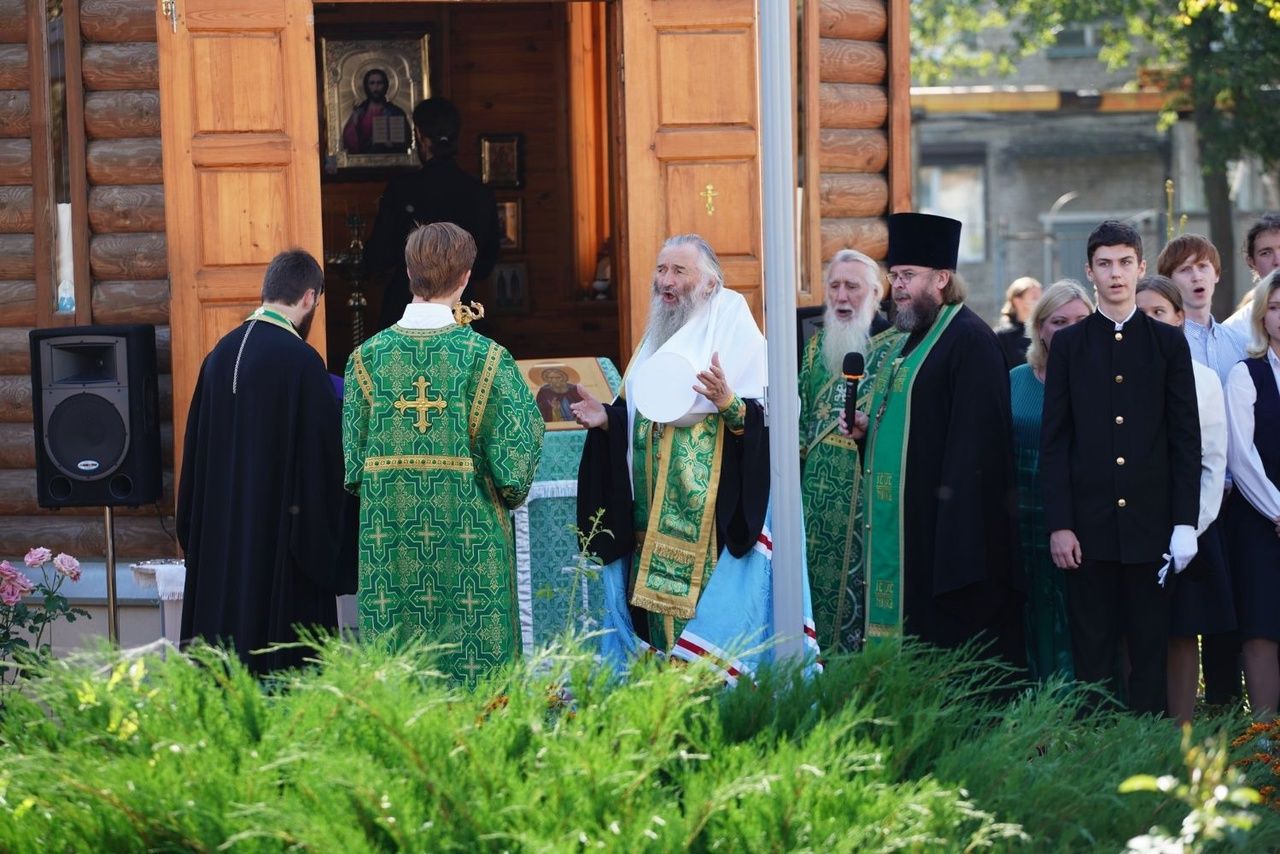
{"left": 822, "top": 257, "right": 880, "bottom": 375}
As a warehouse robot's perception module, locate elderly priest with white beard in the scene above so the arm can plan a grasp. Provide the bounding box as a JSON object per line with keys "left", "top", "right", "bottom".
{"left": 573, "top": 234, "right": 816, "bottom": 679}
{"left": 800, "top": 248, "right": 883, "bottom": 655}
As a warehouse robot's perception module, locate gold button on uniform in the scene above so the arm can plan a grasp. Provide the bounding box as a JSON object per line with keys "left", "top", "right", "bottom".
{"left": 1116, "top": 457, "right": 1125, "bottom": 465}
{"left": 1115, "top": 374, "right": 1124, "bottom": 384}
{"left": 1115, "top": 416, "right": 1124, "bottom": 425}
{"left": 1115, "top": 332, "right": 1123, "bottom": 341}
{"left": 1117, "top": 498, "right": 1127, "bottom": 508}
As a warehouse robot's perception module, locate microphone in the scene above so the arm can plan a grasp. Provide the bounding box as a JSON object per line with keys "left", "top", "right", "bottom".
{"left": 842, "top": 352, "right": 865, "bottom": 434}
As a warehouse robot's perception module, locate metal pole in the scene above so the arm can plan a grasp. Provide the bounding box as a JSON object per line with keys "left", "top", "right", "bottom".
{"left": 103, "top": 506, "right": 119, "bottom": 643}
{"left": 759, "top": 0, "right": 804, "bottom": 660}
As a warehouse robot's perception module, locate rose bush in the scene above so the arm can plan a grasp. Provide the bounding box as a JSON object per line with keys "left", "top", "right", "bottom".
{"left": 0, "top": 547, "right": 89, "bottom": 689}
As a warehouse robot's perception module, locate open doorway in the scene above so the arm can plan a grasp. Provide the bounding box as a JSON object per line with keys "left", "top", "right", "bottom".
{"left": 313, "top": 2, "right": 619, "bottom": 374}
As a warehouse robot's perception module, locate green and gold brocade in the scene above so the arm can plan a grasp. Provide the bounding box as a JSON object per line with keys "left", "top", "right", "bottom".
{"left": 630, "top": 397, "right": 745, "bottom": 650}
{"left": 798, "top": 331, "right": 866, "bottom": 654}
{"left": 342, "top": 323, "right": 544, "bottom": 684}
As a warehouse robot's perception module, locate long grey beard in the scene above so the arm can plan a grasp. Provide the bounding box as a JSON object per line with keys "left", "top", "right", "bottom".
{"left": 645, "top": 291, "right": 699, "bottom": 352}
{"left": 821, "top": 305, "right": 873, "bottom": 376}
{"left": 894, "top": 293, "right": 940, "bottom": 334}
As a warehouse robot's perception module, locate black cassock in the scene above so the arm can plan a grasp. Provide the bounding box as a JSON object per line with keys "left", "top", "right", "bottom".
{"left": 177, "top": 321, "right": 356, "bottom": 675}
{"left": 891, "top": 306, "right": 1025, "bottom": 662}
{"left": 364, "top": 157, "right": 501, "bottom": 333}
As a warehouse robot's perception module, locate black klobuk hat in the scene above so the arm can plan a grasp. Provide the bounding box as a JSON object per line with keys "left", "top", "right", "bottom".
{"left": 886, "top": 213, "right": 962, "bottom": 270}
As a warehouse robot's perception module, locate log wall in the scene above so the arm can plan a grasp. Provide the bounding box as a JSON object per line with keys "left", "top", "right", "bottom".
{"left": 800, "top": 0, "right": 906, "bottom": 304}
{"left": 0, "top": 0, "right": 176, "bottom": 559}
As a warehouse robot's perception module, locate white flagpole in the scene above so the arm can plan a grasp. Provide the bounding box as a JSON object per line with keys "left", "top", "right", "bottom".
{"left": 758, "top": 0, "right": 804, "bottom": 660}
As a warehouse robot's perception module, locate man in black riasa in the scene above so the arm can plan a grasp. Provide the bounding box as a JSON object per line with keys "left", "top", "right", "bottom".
{"left": 178, "top": 250, "right": 356, "bottom": 674}
{"left": 1041, "top": 220, "right": 1201, "bottom": 715}
{"left": 364, "top": 97, "right": 500, "bottom": 332}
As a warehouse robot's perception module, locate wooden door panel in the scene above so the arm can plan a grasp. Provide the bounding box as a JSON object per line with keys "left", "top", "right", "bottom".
{"left": 191, "top": 36, "right": 286, "bottom": 132}
{"left": 621, "top": 0, "right": 762, "bottom": 357}
{"left": 159, "top": 0, "right": 324, "bottom": 473}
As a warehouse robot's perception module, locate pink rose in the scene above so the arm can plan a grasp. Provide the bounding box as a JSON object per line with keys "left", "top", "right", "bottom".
{"left": 52, "top": 553, "right": 81, "bottom": 582}
{"left": 0, "top": 560, "right": 17, "bottom": 581}
{"left": 24, "top": 547, "right": 51, "bottom": 568}
{"left": 0, "top": 569, "right": 34, "bottom": 606}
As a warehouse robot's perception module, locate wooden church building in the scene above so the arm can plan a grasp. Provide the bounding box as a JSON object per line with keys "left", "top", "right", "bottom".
{"left": 0, "top": 0, "right": 909, "bottom": 559}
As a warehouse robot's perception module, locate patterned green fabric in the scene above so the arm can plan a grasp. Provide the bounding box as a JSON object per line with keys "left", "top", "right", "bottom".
{"left": 1009, "top": 364, "right": 1073, "bottom": 681}
{"left": 342, "top": 323, "right": 544, "bottom": 684}
{"left": 629, "top": 402, "right": 739, "bottom": 651}
{"left": 861, "top": 306, "right": 960, "bottom": 643}
{"left": 799, "top": 331, "right": 865, "bottom": 654}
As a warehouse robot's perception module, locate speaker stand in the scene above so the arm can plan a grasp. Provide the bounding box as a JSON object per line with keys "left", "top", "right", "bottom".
{"left": 103, "top": 506, "right": 119, "bottom": 643}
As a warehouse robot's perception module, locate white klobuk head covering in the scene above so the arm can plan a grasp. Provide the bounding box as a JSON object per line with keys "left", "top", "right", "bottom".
{"left": 626, "top": 287, "right": 767, "bottom": 427}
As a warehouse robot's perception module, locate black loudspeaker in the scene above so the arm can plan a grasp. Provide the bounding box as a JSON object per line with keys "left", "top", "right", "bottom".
{"left": 29, "top": 325, "right": 162, "bottom": 508}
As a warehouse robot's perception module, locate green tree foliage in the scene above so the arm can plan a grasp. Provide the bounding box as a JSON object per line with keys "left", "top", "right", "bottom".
{"left": 913, "top": 0, "right": 1280, "bottom": 301}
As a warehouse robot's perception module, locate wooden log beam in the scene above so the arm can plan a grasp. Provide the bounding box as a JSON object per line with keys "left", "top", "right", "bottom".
{"left": 0, "top": 1, "right": 26, "bottom": 44}
{"left": 88, "top": 184, "right": 165, "bottom": 232}
{"left": 0, "top": 326, "right": 30, "bottom": 374}
{"left": 92, "top": 279, "right": 170, "bottom": 325}
{"left": 0, "top": 421, "right": 34, "bottom": 468}
{"left": 818, "top": 128, "right": 888, "bottom": 173}
{"left": 89, "top": 233, "right": 168, "bottom": 280}
{"left": 86, "top": 138, "right": 163, "bottom": 185}
{"left": 821, "top": 216, "right": 889, "bottom": 260}
{"left": 819, "top": 38, "right": 886, "bottom": 85}
{"left": 819, "top": 83, "right": 888, "bottom": 129}
{"left": 84, "top": 90, "right": 161, "bottom": 139}
{"left": 0, "top": 184, "right": 32, "bottom": 233}
{"left": 0, "top": 138, "right": 32, "bottom": 185}
{"left": 0, "top": 515, "right": 180, "bottom": 560}
{"left": 81, "top": 0, "right": 157, "bottom": 44}
{"left": 0, "top": 45, "right": 28, "bottom": 89}
{"left": 82, "top": 43, "right": 158, "bottom": 91}
{"left": 0, "top": 469, "right": 174, "bottom": 516}
{"left": 0, "top": 233, "right": 33, "bottom": 278}
{"left": 819, "top": 172, "right": 889, "bottom": 218}
{"left": 819, "top": 0, "right": 887, "bottom": 41}
{"left": 0, "top": 280, "right": 35, "bottom": 325}
{"left": 0, "top": 373, "right": 171, "bottom": 422}
{"left": 0, "top": 90, "right": 30, "bottom": 138}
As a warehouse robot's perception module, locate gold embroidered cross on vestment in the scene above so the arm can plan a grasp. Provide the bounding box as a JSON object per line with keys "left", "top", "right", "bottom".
{"left": 394, "top": 376, "right": 447, "bottom": 433}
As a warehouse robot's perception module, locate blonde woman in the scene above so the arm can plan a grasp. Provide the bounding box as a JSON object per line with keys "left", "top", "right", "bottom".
{"left": 1224, "top": 269, "right": 1280, "bottom": 718}
{"left": 995, "top": 276, "right": 1043, "bottom": 369}
{"left": 1010, "top": 279, "right": 1092, "bottom": 680}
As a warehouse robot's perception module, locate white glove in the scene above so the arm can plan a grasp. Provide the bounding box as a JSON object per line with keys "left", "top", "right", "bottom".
{"left": 1168, "top": 524, "right": 1198, "bottom": 572}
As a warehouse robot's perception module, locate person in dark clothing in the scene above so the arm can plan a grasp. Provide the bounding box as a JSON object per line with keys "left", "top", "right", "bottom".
{"left": 177, "top": 250, "right": 356, "bottom": 675}
{"left": 364, "top": 98, "right": 501, "bottom": 332}
{"left": 851, "top": 213, "right": 1025, "bottom": 665}
{"left": 994, "top": 276, "right": 1042, "bottom": 369}
{"left": 1041, "top": 221, "right": 1201, "bottom": 716}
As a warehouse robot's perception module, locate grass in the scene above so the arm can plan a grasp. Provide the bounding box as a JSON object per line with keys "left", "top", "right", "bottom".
{"left": 0, "top": 635, "right": 1272, "bottom": 852}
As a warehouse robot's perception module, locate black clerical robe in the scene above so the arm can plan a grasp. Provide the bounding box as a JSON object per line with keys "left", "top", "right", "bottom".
{"left": 177, "top": 320, "right": 355, "bottom": 674}
{"left": 865, "top": 305, "right": 1024, "bottom": 658}
{"left": 364, "top": 157, "right": 501, "bottom": 332}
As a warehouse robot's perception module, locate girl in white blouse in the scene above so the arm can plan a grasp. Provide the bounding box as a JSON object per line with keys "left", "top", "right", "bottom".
{"left": 1136, "top": 276, "right": 1230, "bottom": 724}
{"left": 1224, "top": 269, "right": 1280, "bottom": 719}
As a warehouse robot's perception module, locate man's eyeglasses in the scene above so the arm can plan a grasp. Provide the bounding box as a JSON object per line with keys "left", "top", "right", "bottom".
{"left": 887, "top": 269, "right": 934, "bottom": 285}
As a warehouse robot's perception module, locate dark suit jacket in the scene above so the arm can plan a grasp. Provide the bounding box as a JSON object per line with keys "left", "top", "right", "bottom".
{"left": 1040, "top": 309, "right": 1200, "bottom": 564}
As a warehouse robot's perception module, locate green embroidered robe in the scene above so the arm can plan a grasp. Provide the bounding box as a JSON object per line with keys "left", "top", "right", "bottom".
{"left": 629, "top": 398, "right": 747, "bottom": 652}
{"left": 342, "top": 323, "right": 544, "bottom": 683}
{"left": 798, "top": 331, "right": 866, "bottom": 653}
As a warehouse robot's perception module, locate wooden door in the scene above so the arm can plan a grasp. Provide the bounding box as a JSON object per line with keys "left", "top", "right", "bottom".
{"left": 157, "top": 0, "right": 325, "bottom": 467}
{"left": 618, "top": 0, "right": 763, "bottom": 358}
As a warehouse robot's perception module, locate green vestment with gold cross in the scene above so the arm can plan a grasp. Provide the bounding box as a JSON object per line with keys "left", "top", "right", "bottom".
{"left": 798, "top": 330, "right": 866, "bottom": 654}
{"left": 342, "top": 323, "right": 544, "bottom": 684}
{"left": 629, "top": 397, "right": 747, "bottom": 652}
